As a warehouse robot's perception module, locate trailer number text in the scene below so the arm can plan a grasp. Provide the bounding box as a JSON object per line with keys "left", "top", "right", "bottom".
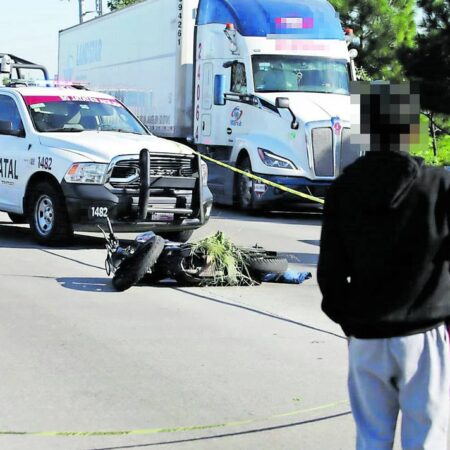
{"left": 177, "top": 0, "right": 183, "bottom": 46}
{"left": 195, "top": 43, "right": 202, "bottom": 141}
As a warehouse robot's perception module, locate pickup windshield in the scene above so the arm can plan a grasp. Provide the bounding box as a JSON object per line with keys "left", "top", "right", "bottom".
{"left": 24, "top": 95, "right": 148, "bottom": 134}
{"left": 252, "top": 55, "right": 349, "bottom": 95}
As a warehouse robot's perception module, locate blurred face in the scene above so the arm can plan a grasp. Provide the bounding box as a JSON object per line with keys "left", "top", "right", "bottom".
{"left": 349, "top": 81, "right": 422, "bottom": 152}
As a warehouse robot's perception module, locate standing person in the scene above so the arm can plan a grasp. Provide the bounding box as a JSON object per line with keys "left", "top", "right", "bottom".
{"left": 318, "top": 81, "right": 450, "bottom": 450}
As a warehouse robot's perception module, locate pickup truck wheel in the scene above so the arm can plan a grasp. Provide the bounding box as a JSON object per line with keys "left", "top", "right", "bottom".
{"left": 159, "top": 230, "right": 194, "bottom": 243}
{"left": 237, "top": 157, "right": 257, "bottom": 210}
{"left": 28, "top": 182, "right": 73, "bottom": 245}
{"left": 8, "top": 213, "right": 28, "bottom": 224}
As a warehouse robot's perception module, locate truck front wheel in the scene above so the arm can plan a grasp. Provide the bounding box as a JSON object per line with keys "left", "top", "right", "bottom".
{"left": 28, "top": 181, "right": 73, "bottom": 245}
{"left": 236, "top": 157, "right": 257, "bottom": 210}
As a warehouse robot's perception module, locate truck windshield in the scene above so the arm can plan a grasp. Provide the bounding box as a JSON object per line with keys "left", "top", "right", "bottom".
{"left": 24, "top": 96, "right": 148, "bottom": 134}
{"left": 252, "top": 55, "right": 349, "bottom": 95}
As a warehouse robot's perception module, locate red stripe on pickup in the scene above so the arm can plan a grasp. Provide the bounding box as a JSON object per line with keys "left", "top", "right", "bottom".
{"left": 23, "top": 95, "right": 62, "bottom": 105}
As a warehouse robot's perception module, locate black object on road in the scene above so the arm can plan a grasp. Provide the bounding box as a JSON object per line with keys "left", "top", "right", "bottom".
{"left": 100, "top": 218, "right": 288, "bottom": 291}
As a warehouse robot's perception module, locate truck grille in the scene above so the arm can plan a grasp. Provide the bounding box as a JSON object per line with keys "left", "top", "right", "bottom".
{"left": 340, "top": 127, "right": 360, "bottom": 171}
{"left": 311, "top": 127, "right": 334, "bottom": 177}
{"left": 109, "top": 155, "right": 194, "bottom": 189}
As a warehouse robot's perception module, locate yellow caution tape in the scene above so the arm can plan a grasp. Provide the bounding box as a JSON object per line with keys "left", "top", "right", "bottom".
{"left": 193, "top": 151, "right": 325, "bottom": 205}
{"left": 0, "top": 400, "right": 348, "bottom": 437}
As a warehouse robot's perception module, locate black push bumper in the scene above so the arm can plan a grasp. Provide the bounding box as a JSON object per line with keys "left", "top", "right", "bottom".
{"left": 62, "top": 152, "right": 213, "bottom": 232}
{"left": 62, "top": 182, "right": 213, "bottom": 232}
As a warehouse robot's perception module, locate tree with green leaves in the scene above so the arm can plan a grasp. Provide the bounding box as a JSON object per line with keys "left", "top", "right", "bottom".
{"left": 107, "top": 0, "right": 141, "bottom": 11}
{"left": 398, "top": 0, "right": 450, "bottom": 160}
{"left": 329, "top": 0, "right": 416, "bottom": 80}
{"left": 399, "top": 0, "right": 449, "bottom": 115}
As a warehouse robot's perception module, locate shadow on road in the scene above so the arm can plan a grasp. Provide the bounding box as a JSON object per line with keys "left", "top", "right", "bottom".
{"left": 42, "top": 249, "right": 105, "bottom": 271}
{"left": 211, "top": 205, "right": 322, "bottom": 226}
{"left": 87, "top": 411, "right": 351, "bottom": 450}
{"left": 0, "top": 206, "right": 322, "bottom": 251}
{"left": 279, "top": 251, "right": 319, "bottom": 266}
{"left": 0, "top": 222, "right": 107, "bottom": 250}
{"left": 57, "top": 277, "right": 181, "bottom": 292}
{"left": 298, "top": 239, "right": 321, "bottom": 247}
{"left": 177, "top": 288, "right": 345, "bottom": 340}
{"left": 57, "top": 277, "right": 116, "bottom": 293}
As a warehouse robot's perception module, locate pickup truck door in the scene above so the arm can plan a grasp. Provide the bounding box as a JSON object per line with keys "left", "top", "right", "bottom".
{"left": 0, "top": 94, "right": 30, "bottom": 213}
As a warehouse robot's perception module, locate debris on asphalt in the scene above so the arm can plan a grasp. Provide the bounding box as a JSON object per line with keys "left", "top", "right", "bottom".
{"left": 102, "top": 219, "right": 308, "bottom": 290}
{"left": 262, "top": 270, "right": 312, "bottom": 284}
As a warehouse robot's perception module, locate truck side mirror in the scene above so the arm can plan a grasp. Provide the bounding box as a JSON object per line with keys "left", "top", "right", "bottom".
{"left": 214, "top": 74, "right": 226, "bottom": 106}
{"left": 275, "top": 97, "right": 290, "bottom": 109}
{"left": 349, "top": 49, "right": 358, "bottom": 60}
{"left": 223, "top": 60, "right": 238, "bottom": 69}
{"left": 275, "top": 97, "right": 299, "bottom": 130}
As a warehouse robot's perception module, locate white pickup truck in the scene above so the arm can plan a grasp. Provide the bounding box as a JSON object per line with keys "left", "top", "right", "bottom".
{"left": 0, "top": 56, "right": 212, "bottom": 244}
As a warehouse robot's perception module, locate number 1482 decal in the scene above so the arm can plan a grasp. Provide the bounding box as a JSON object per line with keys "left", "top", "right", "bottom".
{"left": 38, "top": 157, "right": 52, "bottom": 170}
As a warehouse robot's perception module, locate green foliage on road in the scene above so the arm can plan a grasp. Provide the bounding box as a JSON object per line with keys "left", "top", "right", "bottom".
{"left": 107, "top": 0, "right": 141, "bottom": 11}
{"left": 190, "top": 232, "right": 255, "bottom": 286}
{"left": 329, "top": 0, "right": 416, "bottom": 80}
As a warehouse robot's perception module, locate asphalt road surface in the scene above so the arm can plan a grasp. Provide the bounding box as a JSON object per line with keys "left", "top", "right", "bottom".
{"left": 0, "top": 206, "right": 441, "bottom": 450}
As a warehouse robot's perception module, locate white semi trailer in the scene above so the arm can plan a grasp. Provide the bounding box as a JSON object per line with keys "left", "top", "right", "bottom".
{"left": 59, "top": 0, "right": 359, "bottom": 210}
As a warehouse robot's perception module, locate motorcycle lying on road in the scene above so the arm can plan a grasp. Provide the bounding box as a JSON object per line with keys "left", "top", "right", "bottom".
{"left": 100, "top": 217, "right": 288, "bottom": 291}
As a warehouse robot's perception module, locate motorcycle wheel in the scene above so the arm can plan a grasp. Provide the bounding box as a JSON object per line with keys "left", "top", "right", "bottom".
{"left": 246, "top": 256, "right": 288, "bottom": 281}
{"left": 112, "top": 236, "right": 165, "bottom": 292}
{"left": 173, "top": 254, "right": 205, "bottom": 287}
{"left": 174, "top": 270, "right": 204, "bottom": 287}
{"left": 174, "top": 251, "right": 289, "bottom": 286}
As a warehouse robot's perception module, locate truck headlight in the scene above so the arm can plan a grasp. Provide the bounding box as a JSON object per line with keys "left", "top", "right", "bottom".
{"left": 64, "top": 163, "right": 108, "bottom": 184}
{"left": 257, "top": 148, "right": 297, "bottom": 170}
{"left": 200, "top": 160, "right": 208, "bottom": 186}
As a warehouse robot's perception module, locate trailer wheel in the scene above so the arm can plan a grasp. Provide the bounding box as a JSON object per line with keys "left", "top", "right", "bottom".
{"left": 236, "top": 157, "right": 257, "bottom": 210}
{"left": 28, "top": 181, "right": 73, "bottom": 245}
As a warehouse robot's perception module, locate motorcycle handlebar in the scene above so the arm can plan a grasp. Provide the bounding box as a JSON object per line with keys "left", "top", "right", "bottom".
{"left": 106, "top": 216, "right": 115, "bottom": 239}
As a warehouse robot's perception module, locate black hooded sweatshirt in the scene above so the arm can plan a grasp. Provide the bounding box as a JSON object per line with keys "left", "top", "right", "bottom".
{"left": 318, "top": 151, "right": 450, "bottom": 338}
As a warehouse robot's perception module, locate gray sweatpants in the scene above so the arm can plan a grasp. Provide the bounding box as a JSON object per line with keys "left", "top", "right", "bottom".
{"left": 348, "top": 324, "right": 450, "bottom": 450}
